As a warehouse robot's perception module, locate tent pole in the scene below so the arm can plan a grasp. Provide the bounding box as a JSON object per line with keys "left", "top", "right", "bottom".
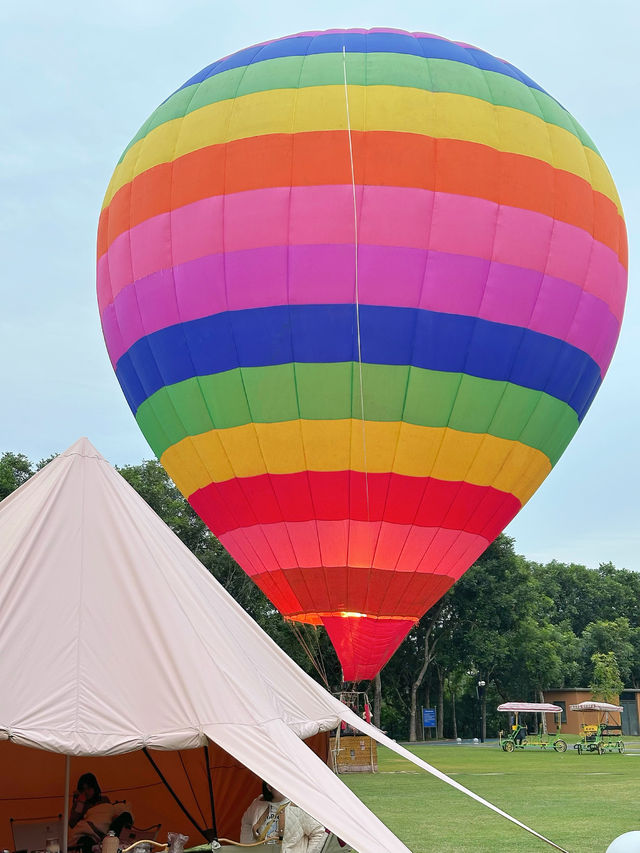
{"left": 142, "top": 748, "right": 206, "bottom": 838}
{"left": 202, "top": 743, "right": 217, "bottom": 840}
{"left": 62, "top": 755, "right": 70, "bottom": 853}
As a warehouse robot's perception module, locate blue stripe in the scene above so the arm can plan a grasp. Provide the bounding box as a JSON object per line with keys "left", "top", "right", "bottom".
{"left": 116, "top": 305, "right": 601, "bottom": 421}
{"left": 174, "top": 32, "right": 549, "bottom": 97}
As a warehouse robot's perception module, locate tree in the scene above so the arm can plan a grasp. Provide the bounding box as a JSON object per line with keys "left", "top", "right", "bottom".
{"left": 382, "top": 535, "right": 551, "bottom": 742}
{"left": 581, "top": 618, "right": 636, "bottom": 686}
{"left": 500, "top": 619, "right": 580, "bottom": 700}
{"left": 5, "top": 447, "right": 640, "bottom": 730}
{"left": 118, "top": 460, "right": 211, "bottom": 555}
{"left": 407, "top": 603, "right": 443, "bottom": 742}
{"left": 439, "top": 537, "right": 537, "bottom": 740}
{"left": 373, "top": 673, "right": 382, "bottom": 728}
{"left": 590, "top": 651, "right": 624, "bottom": 703}
{"left": 530, "top": 560, "right": 640, "bottom": 635}
{"left": 0, "top": 452, "right": 34, "bottom": 500}
{"left": 117, "top": 459, "right": 343, "bottom": 687}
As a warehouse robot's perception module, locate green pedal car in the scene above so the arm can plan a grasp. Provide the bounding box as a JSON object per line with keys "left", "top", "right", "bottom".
{"left": 498, "top": 702, "right": 568, "bottom": 753}
{"left": 571, "top": 701, "right": 625, "bottom": 754}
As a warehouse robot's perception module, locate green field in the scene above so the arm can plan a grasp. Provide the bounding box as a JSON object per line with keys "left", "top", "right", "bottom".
{"left": 343, "top": 740, "right": 640, "bottom": 853}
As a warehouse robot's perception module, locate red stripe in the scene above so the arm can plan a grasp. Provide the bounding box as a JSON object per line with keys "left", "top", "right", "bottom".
{"left": 252, "top": 565, "right": 457, "bottom": 622}
{"left": 98, "top": 131, "right": 627, "bottom": 267}
{"left": 322, "top": 616, "right": 419, "bottom": 681}
{"left": 189, "top": 471, "right": 522, "bottom": 541}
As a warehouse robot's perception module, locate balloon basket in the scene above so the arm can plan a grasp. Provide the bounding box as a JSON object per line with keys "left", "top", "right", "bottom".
{"left": 329, "top": 735, "right": 377, "bottom": 774}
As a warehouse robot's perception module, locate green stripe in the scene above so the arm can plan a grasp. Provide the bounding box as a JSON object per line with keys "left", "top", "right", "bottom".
{"left": 119, "top": 52, "right": 597, "bottom": 164}
{"left": 135, "top": 363, "right": 579, "bottom": 465}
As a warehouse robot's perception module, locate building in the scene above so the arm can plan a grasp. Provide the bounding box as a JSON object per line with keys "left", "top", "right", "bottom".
{"left": 544, "top": 689, "right": 640, "bottom": 735}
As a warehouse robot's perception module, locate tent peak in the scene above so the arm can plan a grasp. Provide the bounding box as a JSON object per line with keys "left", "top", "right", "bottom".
{"left": 61, "top": 437, "right": 106, "bottom": 460}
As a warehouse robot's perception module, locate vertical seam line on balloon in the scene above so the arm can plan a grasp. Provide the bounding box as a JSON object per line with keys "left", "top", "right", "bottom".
{"left": 214, "top": 45, "right": 296, "bottom": 594}
{"left": 424, "top": 49, "right": 507, "bottom": 583}
{"left": 351, "top": 35, "right": 376, "bottom": 632}
{"left": 492, "top": 88, "right": 566, "bottom": 479}
{"left": 452, "top": 64, "right": 542, "bottom": 534}
{"left": 361, "top": 47, "right": 419, "bottom": 614}
{"left": 368, "top": 39, "right": 441, "bottom": 604}
{"left": 481, "top": 68, "right": 547, "bottom": 456}
{"left": 379, "top": 40, "right": 458, "bottom": 604}
{"left": 229, "top": 49, "right": 305, "bottom": 604}
{"left": 285, "top": 36, "right": 330, "bottom": 626}
{"left": 162, "top": 83, "right": 265, "bottom": 574}
{"left": 491, "top": 84, "right": 569, "bottom": 483}
{"left": 413, "top": 58, "right": 469, "bottom": 576}
{"left": 370, "top": 40, "right": 444, "bottom": 630}
{"left": 372, "top": 49, "right": 444, "bottom": 621}
{"left": 358, "top": 39, "right": 377, "bottom": 629}
{"left": 343, "top": 44, "right": 371, "bottom": 532}
{"left": 101, "top": 194, "right": 125, "bottom": 414}
{"left": 345, "top": 31, "right": 372, "bottom": 679}
{"left": 479, "top": 76, "right": 563, "bottom": 518}
{"left": 122, "top": 87, "right": 168, "bottom": 451}
{"left": 558, "top": 149, "right": 601, "bottom": 417}
{"left": 341, "top": 39, "right": 361, "bottom": 678}
{"left": 560, "top": 116, "right": 607, "bottom": 383}
{"left": 165, "top": 76, "right": 218, "bottom": 529}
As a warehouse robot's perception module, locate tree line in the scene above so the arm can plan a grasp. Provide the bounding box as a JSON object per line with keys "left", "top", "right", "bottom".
{"left": 3, "top": 452, "right": 638, "bottom": 741}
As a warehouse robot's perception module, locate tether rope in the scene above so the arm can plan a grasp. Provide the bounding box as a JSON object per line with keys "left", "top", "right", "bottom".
{"left": 288, "top": 620, "right": 330, "bottom": 687}
{"left": 343, "top": 45, "right": 371, "bottom": 525}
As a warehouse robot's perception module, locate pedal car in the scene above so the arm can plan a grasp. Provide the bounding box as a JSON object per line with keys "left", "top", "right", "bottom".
{"left": 498, "top": 702, "right": 567, "bottom": 753}
{"left": 570, "top": 701, "right": 625, "bottom": 754}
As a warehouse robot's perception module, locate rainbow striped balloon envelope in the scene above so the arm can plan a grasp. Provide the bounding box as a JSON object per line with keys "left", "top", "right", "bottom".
{"left": 98, "top": 28, "right": 627, "bottom": 681}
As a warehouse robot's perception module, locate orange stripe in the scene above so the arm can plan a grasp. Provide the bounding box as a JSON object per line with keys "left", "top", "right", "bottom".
{"left": 97, "top": 131, "right": 627, "bottom": 267}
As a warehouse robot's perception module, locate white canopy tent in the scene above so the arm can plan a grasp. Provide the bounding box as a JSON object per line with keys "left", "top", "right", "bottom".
{"left": 570, "top": 702, "right": 624, "bottom": 713}
{"left": 497, "top": 704, "right": 563, "bottom": 714}
{"left": 0, "top": 439, "right": 566, "bottom": 852}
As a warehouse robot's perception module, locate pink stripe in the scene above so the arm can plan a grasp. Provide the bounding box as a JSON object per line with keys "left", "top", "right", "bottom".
{"left": 219, "top": 520, "right": 489, "bottom": 576}
{"left": 101, "top": 242, "right": 620, "bottom": 374}
{"left": 97, "top": 186, "right": 626, "bottom": 322}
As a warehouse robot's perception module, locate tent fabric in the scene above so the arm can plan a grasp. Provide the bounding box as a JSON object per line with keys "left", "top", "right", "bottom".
{"left": 569, "top": 702, "right": 623, "bottom": 712}
{"left": 0, "top": 438, "right": 343, "bottom": 753}
{"left": 0, "top": 735, "right": 327, "bottom": 848}
{"left": 340, "top": 711, "right": 570, "bottom": 853}
{"left": 0, "top": 439, "right": 564, "bottom": 852}
{"left": 497, "top": 703, "right": 563, "bottom": 713}
{"left": 0, "top": 439, "right": 409, "bottom": 853}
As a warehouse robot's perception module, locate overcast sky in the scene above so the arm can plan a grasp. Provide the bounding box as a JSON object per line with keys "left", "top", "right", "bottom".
{"left": 1, "top": 0, "right": 637, "bottom": 571}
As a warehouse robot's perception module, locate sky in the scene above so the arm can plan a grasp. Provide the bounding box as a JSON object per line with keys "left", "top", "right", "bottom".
{"left": 1, "top": 0, "right": 638, "bottom": 571}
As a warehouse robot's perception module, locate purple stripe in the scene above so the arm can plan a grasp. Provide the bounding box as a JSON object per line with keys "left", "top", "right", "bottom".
{"left": 187, "top": 29, "right": 455, "bottom": 66}
{"left": 101, "top": 243, "right": 620, "bottom": 374}
{"left": 97, "top": 186, "right": 626, "bottom": 320}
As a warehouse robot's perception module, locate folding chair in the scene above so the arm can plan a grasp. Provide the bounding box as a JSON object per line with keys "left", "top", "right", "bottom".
{"left": 120, "top": 825, "right": 162, "bottom": 846}
{"left": 10, "top": 817, "right": 63, "bottom": 853}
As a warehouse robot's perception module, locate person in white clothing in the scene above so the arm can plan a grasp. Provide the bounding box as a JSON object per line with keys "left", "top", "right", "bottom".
{"left": 240, "top": 781, "right": 326, "bottom": 852}
{"left": 68, "top": 773, "right": 133, "bottom": 853}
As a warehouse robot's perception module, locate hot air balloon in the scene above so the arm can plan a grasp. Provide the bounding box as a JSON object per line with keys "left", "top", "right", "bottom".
{"left": 97, "top": 29, "right": 627, "bottom": 682}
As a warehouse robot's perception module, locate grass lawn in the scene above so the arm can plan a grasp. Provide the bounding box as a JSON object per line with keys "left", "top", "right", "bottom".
{"left": 342, "top": 739, "right": 640, "bottom": 852}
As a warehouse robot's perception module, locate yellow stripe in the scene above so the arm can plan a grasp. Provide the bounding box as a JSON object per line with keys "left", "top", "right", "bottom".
{"left": 160, "top": 419, "right": 552, "bottom": 505}
{"left": 102, "top": 85, "right": 621, "bottom": 213}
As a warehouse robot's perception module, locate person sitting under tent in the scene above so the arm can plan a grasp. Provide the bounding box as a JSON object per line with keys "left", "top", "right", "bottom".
{"left": 69, "top": 774, "right": 133, "bottom": 853}
{"left": 240, "top": 781, "right": 326, "bottom": 852}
